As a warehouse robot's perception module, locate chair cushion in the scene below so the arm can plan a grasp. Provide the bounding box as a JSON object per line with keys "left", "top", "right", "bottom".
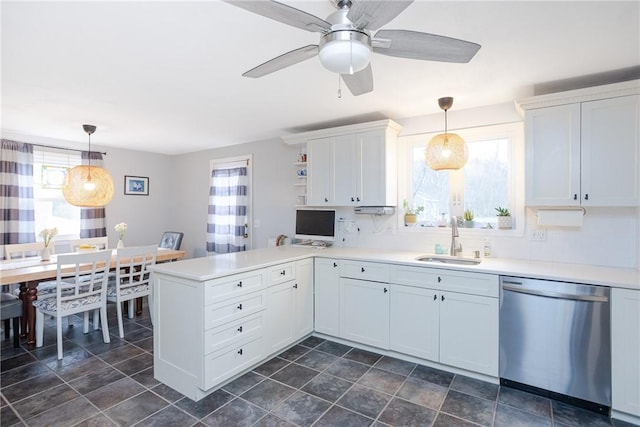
{"left": 33, "top": 295, "right": 101, "bottom": 312}
{"left": 107, "top": 284, "right": 149, "bottom": 298}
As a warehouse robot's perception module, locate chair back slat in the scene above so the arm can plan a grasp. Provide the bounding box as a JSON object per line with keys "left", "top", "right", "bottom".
{"left": 114, "top": 245, "right": 158, "bottom": 293}
{"left": 56, "top": 250, "right": 111, "bottom": 303}
{"left": 5, "top": 242, "right": 51, "bottom": 260}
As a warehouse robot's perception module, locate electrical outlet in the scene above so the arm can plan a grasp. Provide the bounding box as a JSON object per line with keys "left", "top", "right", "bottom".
{"left": 530, "top": 228, "right": 546, "bottom": 241}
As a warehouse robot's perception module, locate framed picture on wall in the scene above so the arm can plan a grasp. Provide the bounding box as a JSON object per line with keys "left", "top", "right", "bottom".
{"left": 124, "top": 175, "right": 149, "bottom": 196}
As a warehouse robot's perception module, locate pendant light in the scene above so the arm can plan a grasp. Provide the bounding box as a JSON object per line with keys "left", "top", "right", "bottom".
{"left": 425, "top": 97, "right": 468, "bottom": 171}
{"left": 62, "top": 124, "right": 114, "bottom": 207}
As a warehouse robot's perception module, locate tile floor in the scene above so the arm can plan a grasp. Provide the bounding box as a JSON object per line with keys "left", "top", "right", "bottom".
{"left": 1, "top": 303, "right": 637, "bottom": 427}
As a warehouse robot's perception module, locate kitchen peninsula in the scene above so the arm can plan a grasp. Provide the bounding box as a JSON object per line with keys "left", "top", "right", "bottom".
{"left": 150, "top": 245, "right": 640, "bottom": 422}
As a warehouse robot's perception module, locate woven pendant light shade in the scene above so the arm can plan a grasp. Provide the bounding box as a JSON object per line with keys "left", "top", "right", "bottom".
{"left": 425, "top": 97, "right": 468, "bottom": 171}
{"left": 62, "top": 165, "right": 114, "bottom": 207}
{"left": 62, "top": 124, "right": 114, "bottom": 207}
{"left": 426, "top": 132, "right": 468, "bottom": 171}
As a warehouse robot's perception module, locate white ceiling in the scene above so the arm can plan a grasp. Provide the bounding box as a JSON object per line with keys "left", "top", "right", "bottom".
{"left": 2, "top": 1, "right": 638, "bottom": 155}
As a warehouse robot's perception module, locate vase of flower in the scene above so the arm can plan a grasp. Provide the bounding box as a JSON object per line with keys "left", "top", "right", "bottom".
{"left": 38, "top": 227, "right": 58, "bottom": 261}
{"left": 117, "top": 239, "right": 124, "bottom": 249}
{"left": 41, "top": 247, "right": 51, "bottom": 261}
{"left": 114, "top": 222, "right": 127, "bottom": 249}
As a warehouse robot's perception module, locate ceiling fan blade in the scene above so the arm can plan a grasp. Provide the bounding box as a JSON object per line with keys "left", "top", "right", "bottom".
{"left": 373, "top": 29, "right": 481, "bottom": 63}
{"left": 341, "top": 64, "right": 374, "bottom": 96}
{"left": 224, "top": 0, "right": 331, "bottom": 33}
{"left": 347, "top": 0, "right": 413, "bottom": 31}
{"left": 243, "top": 45, "right": 318, "bottom": 78}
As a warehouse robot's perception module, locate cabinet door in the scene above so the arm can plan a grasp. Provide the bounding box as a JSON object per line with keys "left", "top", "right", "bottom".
{"left": 359, "top": 130, "right": 390, "bottom": 206}
{"left": 333, "top": 134, "right": 359, "bottom": 205}
{"left": 340, "top": 277, "right": 389, "bottom": 349}
{"left": 612, "top": 288, "right": 640, "bottom": 417}
{"left": 390, "top": 284, "right": 439, "bottom": 361}
{"left": 307, "top": 137, "right": 334, "bottom": 205}
{"left": 525, "top": 104, "right": 581, "bottom": 206}
{"left": 314, "top": 258, "right": 340, "bottom": 336}
{"left": 294, "top": 258, "right": 314, "bottom": 339}
{"left": 265, "top": 281, "right": 295, "bottom": 354}
{"left": 439, "top": 292, "right": 498, "bottom": 376}
{"left": 581, "top": 95, "right": 639, "bottom": 206}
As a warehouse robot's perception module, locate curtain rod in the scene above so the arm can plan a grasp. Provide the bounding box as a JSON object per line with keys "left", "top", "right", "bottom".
{"left": 31, "top": 142, "right": 107, "bottom": 156}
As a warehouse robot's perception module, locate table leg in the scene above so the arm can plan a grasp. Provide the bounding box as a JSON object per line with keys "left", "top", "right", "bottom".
{"left": 18, "top": 283, "right": 28, "bottom": 338}
{"left": 25, "top": 281, "right": 38, "bottom": 347}
{"left": 136, "top": 297, "right": 143, "bottom": 316}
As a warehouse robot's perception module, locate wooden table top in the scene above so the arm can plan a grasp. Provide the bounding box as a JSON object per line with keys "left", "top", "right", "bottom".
{"left": 0, "top": 248, "right": 186, "bottom": 285}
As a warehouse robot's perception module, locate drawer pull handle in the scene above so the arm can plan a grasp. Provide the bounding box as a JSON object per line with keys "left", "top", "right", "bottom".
{"left": 293, "top": 283, "right": 298, "bottom": 289}
{"left": 433, "top": 294, "right": 437, "bottom": 301}
{"left": 280, "top": 270, "right": 286, "bottom": 276}
{"left": 333, "top": 262, "right": 337, "bottom": 268}
{"left": 237, "top": 349, "right": 243, "bottom": 355}
{"left": 384, "top": 287, "right": 388, "bottom": 293}
{"left": 437, "top": 276, "right": 442, "bottom": 283}
{"left": 237, "top": 304, "right": 243, "bottom": 310}
{"left": 237, "top": 326, "right": 243, "bottom": 333}
{"left": 361, "top": 267, "right": 365, "bottom": 273}
{"left": 441, "top": 295, "right": 445, "bottom": 301}
{"left": 237, "top": 281, "right": 243, "bottom": 288}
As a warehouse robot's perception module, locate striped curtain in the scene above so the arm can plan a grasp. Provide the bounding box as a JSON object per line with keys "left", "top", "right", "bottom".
{"left": 0, "top": 140, "right": 36, "bottom": 258}
{"left": 80, "top": 151, "right": 107, "bottom": 238}
{"left": 206, "top": 166, "right": 248, "bottom": 253}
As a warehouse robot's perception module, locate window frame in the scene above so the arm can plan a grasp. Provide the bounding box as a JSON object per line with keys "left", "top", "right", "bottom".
{"left": 397, "top": 122, "right": 525, "bottom": 236}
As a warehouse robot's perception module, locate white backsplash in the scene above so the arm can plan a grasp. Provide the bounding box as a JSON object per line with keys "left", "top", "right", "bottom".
{"left": 333, "top": 207, "right": 639, "bottom": 269}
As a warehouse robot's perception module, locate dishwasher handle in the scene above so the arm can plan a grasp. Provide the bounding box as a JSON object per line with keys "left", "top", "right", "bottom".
{"left": 502, "top": 284, "right": 608, "bottom": 303}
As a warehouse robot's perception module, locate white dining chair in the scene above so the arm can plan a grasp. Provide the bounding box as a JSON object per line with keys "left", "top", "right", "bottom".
{"left": 69, "top": 237, "right": 108, "bottom": 251}
{"left": 33, "top": 250, "right": 112, "bottom": 360}
{"left": 107, "top": 245, "right": 157, "bottom": 338}
{"left": 4, "top": 242, "right": 50, "bottom": 260}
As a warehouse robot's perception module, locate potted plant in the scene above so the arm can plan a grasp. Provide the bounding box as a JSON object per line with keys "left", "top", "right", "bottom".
{"left": 403, "top": 199, "right": 424, "bottom": 227}
{"left": 495, "top": 206, "right": 513, "bottom": 229}
{"left": 463, "top": 209, "right": 475, "bottom": 228}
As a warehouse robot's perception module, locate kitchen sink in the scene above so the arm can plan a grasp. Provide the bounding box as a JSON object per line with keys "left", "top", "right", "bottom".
{"left": 415, "top": 255, "right": 482, "bottom": 265}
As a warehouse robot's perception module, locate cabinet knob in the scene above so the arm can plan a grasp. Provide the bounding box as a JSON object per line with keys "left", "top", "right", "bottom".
{"left": 237, "top": 349, "right": 243, "bottom": 355}
{"left": 384, "top": 287, "right": 388, "bottom": 293}
{"left": 237, "top": 326, "right": 243, "bottom": 333}
{"left": 293, "top": 283, "right": 298, "bottom": 289}
{"left": 584, "top": 194, "right": 589, "bottom": 200}
{"left": 437, "top": 276, "right": 442, "bottom": 283}
{"left": 361, "top": 267, "right": 365, "bottom": 273}
{"left": 441, "top": 295, "right": 445, "bottom": 301}
{"left": 351, "top": 197, "right": 355, "bottom": 202}
{"left": 237, "top": 304, "right": 243, "bottom": 310}
{"left": 574, "top": 194, "right": 578, "bottom": 200}
{"left": 333, "top": 262, "right": 337, "bottom": 268}
{"left": 237, "top": 281, "right": 243, "bottom": 288}
{"left": 324, "top": 197, "right": 328, "bottom": 202}
{"left": 356, "top": 197, "right": 360, "bottom": 202}
{"left": 280, "top": 270, "right": 286, "bottom": 276}
{"left": 433, "top": 294, "right": 437, "bottom": 301}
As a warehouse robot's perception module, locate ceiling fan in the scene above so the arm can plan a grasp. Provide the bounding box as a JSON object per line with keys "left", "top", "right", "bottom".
{"left": 224, "top": 0, "right": 481, "bottom": 96}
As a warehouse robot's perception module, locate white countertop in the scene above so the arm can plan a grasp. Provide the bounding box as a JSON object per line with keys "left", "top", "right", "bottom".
{"left": 151, "top": 246, "right": 640, "bottom": 290}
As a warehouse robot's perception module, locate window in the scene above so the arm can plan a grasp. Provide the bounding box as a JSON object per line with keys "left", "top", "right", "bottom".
{"left": 33, "top": 148, "right": 82, "bottom": 238}
{"left": 400, "top": 122, "right": 523, "bottom": 229}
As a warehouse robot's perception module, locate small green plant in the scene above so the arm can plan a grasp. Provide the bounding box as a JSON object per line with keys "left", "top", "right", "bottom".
{"left": 495, "top": 206, "right": 511, "bottom": 217}
{"left": 403, "top": 199, "right": 424, "bottom": 215}
{"left": 463, "top": 209, "right": 474, "bottom": 221}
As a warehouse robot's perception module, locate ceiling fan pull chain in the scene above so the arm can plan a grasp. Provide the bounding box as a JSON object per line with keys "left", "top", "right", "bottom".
{"left": 337, "top": 74, "right": 342, "bottom": 99}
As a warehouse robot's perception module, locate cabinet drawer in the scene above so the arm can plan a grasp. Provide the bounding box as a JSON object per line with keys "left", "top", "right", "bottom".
{"left": 390, "top": 265, "right": 499, "bottom": 297}
{"left": 204, "top": 313, "right": 263, "bottom": 355}
{"left": 203, "top": 334, "right": 264, "bottom": 390}
{"left": 268, "top": 262, "right": 296, "bottom": 285}
{"left": 204, "top": 291, "right": 266, "bottom": 330}
{"left": 205, "top": 271, "right": 264, "bottom": 304}
{"left": 340, "top": 260, "right": 389, "bottom": 283}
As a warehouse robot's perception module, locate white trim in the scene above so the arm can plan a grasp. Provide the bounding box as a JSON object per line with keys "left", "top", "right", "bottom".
{"left": 281, "top": 119, "right": 402, "bottom": 146}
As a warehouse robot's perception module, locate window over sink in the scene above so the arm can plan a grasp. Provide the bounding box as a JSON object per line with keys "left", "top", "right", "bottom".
{"left": 398, "top": 122, "right": 524, "bottom": 231}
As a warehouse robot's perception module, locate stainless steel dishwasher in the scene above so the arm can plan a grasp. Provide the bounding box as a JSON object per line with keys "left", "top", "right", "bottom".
{"left": 499, "top": 276, "right": 611, "bottom": 414}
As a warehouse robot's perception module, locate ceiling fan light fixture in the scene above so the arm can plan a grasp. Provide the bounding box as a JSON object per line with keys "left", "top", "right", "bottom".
{"left": 426, "top": 97, "right": 468, "bottom": 171}
{"left": 62, "top": 124, "right": 115, "bottom": 207}
{"left": 319, "top": 30, "right": 371, "bottom": 74}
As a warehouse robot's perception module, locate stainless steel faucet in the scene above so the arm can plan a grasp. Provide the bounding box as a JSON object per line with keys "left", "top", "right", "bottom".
{"left": 450, "top": 216, "right": 462, "bottom": 256}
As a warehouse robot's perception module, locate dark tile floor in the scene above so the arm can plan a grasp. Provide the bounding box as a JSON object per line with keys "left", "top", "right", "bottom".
{"left": 1, "top": 303, "right": 638, "bottom": 427}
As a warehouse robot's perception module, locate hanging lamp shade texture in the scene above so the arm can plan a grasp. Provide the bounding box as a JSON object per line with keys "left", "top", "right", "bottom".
{"left": 426, "top": 132, "right": 468, "bottom": 171}
{"left": 62, "top": 165, "right": 114, "bottom": 207}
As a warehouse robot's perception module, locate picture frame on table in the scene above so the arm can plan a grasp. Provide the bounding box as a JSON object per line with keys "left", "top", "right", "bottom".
{"left": 124, "top": 175, "right": 149, "bottom": 196}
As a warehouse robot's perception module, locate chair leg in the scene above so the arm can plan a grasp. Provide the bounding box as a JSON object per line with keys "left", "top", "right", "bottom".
{"left": 4, "top": 319, "right": 10, "bottom": 340}
{"left": 116, "top": 301, "right": 125, "bottom": 339}
{"left": 56, "top": 315, "right": 63, "bottom": 360}
{"left": 83, "top": 311, "right": 90, "bottom": 334}
{"left": 127, "top": 300, "right": 134, "bottom": 319}
{"left": 100, "top": 305, "right": 110, "bottom": 344}
{"left": 35, "top": 309, "right": 44, "bottom": 348}
{"left": 93, "top": 308, "right": 100, "bottom": 330}
{"left": 12, "top": 317, "right": 20, "bottom": 348}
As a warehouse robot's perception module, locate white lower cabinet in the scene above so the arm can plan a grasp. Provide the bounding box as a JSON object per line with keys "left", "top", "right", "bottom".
{"left": 611, "top": 288, "right": 640, "bottom": 418}
{"left": 314, "top": 258, "right": 340, "bottom": 336}
{"left": 340, "top": 277, "right": 390, "bottom": 349}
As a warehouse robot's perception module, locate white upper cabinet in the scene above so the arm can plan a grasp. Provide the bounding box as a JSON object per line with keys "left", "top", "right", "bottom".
{"left": 284, "top": 120, "right": 401, "bottom": 207}
{"left": 520, "top": 81, "right": 639, "bottom": 207}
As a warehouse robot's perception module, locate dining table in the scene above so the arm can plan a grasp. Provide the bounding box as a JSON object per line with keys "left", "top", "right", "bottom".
{"left": 0, "top": 247, "right": 186, "bottom": 347}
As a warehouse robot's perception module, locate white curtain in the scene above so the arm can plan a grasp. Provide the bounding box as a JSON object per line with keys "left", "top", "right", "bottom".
{"left": 206, "top": 166, "right": 248, "bottom": 253}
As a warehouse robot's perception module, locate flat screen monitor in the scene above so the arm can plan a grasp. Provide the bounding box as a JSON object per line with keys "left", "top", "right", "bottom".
{"left": 295, "top": 209, "right": 336, "bottom": 243}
